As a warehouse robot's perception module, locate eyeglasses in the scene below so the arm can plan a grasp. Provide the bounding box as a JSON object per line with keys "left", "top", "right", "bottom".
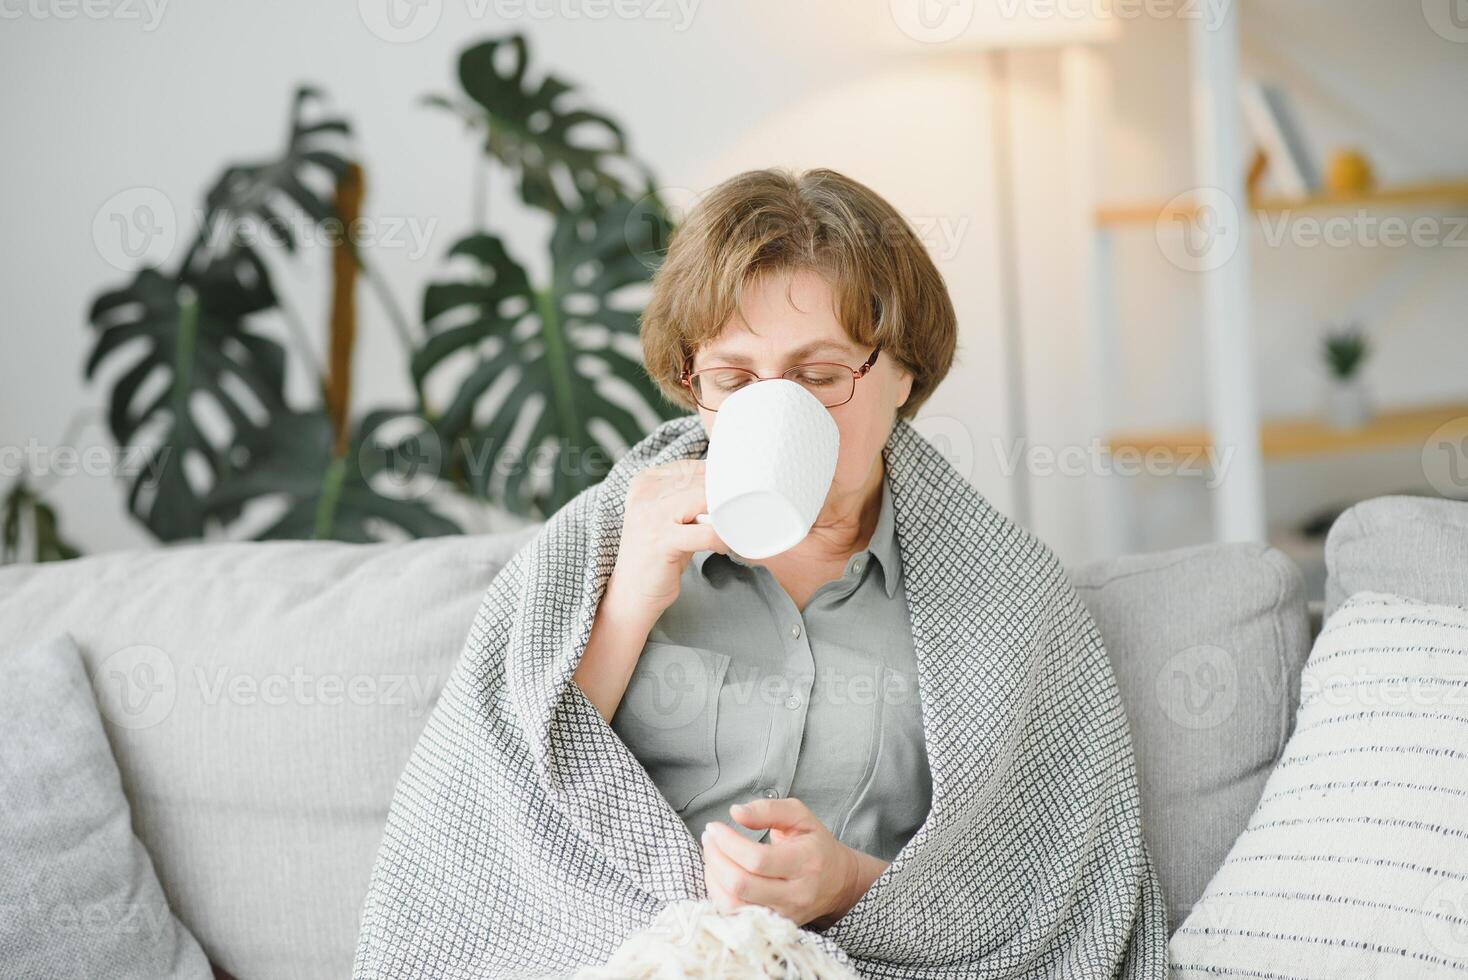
{"left": 679, "top": 346, "right": 881, "bottom": 412}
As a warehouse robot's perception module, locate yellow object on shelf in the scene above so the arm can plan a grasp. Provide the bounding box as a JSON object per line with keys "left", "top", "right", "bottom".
{"left": 1325, "top": 148, "right": 1375, "bottom": 196}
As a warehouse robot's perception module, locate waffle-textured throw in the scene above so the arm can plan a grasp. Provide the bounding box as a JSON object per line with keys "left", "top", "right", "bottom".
{"left": 353, "top": 414, "right": 1169, "bottom": 979}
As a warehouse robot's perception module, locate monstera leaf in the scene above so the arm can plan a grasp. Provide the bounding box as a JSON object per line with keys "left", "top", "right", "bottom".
{"left": 414, "top": 195, "right": 681, "bottom": 516}
{"left": 202, "top": 409, "right": 459, "bottom": 542}
{"left": 84, "top": 257, "right": 287, "bottom": 541}
{"left": 426, "top": 33, "right": 649, "bottom": 215}
{"left": 198, "top": 86, "right": 351, "bottom": 255}
{"left": 2, "top": 479, "right": 81, "bottom": 564}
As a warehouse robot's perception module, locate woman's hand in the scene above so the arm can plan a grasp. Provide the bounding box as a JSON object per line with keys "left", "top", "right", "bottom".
{"left": 700, "top": 797, "right": 890, "bottom": 930}
{"left": 573, "top": 459, "right": 727, "bottom": 722}
{"left": 605, "top": 458, "right": 727, "bottom": 620}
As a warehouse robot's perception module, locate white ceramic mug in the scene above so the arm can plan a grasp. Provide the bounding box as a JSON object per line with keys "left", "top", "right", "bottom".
{"left": 692, "top": 379, "right": 840, "bottom": 560}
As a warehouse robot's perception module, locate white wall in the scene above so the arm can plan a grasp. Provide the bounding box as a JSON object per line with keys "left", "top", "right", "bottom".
{"left": 2, "top": 0, "right": 1464, "bottom": 567}
{"left": 0, "top": 0, "right": 1017, "bottom": 557}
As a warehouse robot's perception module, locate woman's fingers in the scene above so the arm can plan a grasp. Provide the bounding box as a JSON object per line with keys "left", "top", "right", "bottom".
{"left": 704, "top": 821, "right": 797, "bottom": 878}
{"left": 729, "top": 798, "right": 818, "bottom": 834}
{"left": 702, "top": 831, "right": 786, "bottom": 909}
{"left": 670, "top": 521, "right": 728, "bottom": 556}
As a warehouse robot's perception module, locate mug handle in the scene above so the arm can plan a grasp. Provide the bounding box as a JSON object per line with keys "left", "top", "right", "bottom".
{"left": 693, "top": 513, "right": 713, "bottom": 525}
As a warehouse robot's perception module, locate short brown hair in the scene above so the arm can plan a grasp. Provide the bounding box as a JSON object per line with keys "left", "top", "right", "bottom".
{"left": 640, "top": 167, "right": 957, "bottom": 420}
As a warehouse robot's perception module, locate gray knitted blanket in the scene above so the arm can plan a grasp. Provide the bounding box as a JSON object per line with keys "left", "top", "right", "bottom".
{"left": 353, "top": 413, "right": 1169, "bottom": 979}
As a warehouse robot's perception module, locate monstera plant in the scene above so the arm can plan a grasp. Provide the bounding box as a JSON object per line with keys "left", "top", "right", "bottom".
{"left": 67, "top": 33, "right": 680, "bottom": 557}
{"left": 417, "top": 35, "right": 682, "bottom": 516}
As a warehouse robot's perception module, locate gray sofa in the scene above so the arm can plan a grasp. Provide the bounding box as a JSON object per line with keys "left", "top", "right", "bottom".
{"left": 2, "top": 493, "right": 1464, "bottom": 979}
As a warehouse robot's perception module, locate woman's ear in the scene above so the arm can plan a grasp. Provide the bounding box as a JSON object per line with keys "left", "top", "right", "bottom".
{"left": 895, "top": 367, "right": 914, "bottom": 410}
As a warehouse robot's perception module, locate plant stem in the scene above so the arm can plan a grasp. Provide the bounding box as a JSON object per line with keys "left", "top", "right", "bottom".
{"left": 313, "top": 455, "right": 347, "bottom": 539}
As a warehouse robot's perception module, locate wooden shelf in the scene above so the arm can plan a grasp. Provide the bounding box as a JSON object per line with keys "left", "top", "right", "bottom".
{"left": 1106, "top": 400, "right": 1468, "bottom": 462}
{"left": 1095, "top": 180, "right": 1468, "bottom": 227}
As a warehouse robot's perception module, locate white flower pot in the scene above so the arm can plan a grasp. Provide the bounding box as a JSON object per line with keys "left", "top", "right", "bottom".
{"left": 1324, "top": 376, "right": 1372, "bottom": 429}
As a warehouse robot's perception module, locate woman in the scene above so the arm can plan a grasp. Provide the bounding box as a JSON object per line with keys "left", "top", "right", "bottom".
{"left": 355, "top": 168, "right": 1168, "bottom": 980}
{"left": 572, "top": 167, "right": 955, "bottom": 930}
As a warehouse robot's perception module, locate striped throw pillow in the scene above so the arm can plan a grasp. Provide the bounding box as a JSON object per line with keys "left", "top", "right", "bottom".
{"left": 1169, "top": 590, "right": 1468, "bottom": 979}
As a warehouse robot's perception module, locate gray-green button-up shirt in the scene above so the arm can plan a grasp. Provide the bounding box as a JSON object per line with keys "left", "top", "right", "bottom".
{"left": 611, "top": 468, "right": 932, "bottom": 864}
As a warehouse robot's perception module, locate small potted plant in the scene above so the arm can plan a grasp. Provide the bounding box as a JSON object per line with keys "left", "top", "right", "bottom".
{"left": 1321, "top": 321, "right": 1372, "bottom": 429}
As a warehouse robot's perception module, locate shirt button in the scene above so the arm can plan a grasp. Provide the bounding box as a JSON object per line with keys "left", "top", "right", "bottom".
{"left": 790, "top": 623, "right": 801, "bottom": 639}
{"left": 785, "top": 694, "right": 802, "bottom": 710}
{"left": 849, "top": 558, "right": 863, "bottom": 575}
{"left": 762, "top": 787, "right": 779, "bottom": 799}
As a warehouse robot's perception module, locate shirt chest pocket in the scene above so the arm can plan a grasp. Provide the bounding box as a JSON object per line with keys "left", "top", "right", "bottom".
{"left": 611, "top": 641, "right": 730, "bottom": 813}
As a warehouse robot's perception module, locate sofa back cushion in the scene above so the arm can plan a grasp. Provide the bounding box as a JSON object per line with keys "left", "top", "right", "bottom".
{"left": 0, "top": 527, "right": 539, "bottom": 980}
{"left": 1069, "top": 542, "right": 1312, "bottom": 933}
{"left": 1325, "top": 494, "right": 1468, "bottom": 619}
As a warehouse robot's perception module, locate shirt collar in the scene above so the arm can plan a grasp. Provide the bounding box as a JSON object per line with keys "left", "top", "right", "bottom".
{"left": 692, "top": 468, "right": 901, "bottom": 599}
